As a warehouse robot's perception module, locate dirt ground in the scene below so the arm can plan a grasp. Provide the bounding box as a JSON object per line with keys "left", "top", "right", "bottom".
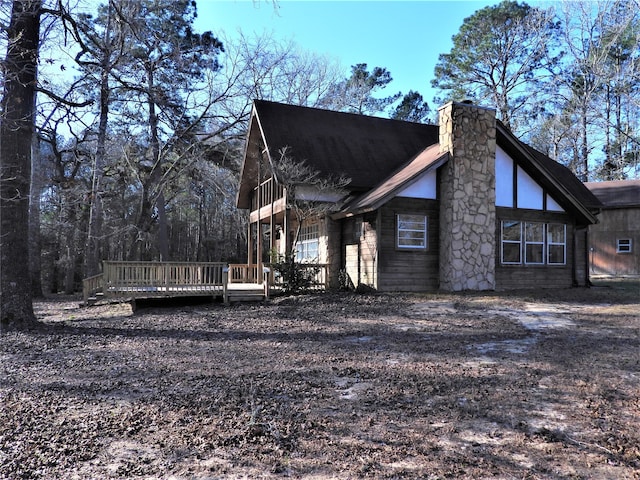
{"left": 1, "top": 280, "right": 639, "bottom": 479}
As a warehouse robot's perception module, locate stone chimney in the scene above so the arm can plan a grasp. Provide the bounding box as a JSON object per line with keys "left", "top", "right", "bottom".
{"left": 438, "top": 101, "right": 497, "bottom": 291}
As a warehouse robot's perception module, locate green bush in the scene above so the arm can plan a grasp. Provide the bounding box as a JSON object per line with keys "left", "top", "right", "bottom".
{"left": 269, "top": 250, "right": 320, "bottom": 294}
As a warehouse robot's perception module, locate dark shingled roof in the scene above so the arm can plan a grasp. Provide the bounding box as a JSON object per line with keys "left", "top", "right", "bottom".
{"left": 253, "top": 99, "right": 439, "bottom": 192}
{"left": 239, "top": 100, "right": 601, "bottom": 225}
{"left": 585, "top": 180, "right": 640, "bottom": 208}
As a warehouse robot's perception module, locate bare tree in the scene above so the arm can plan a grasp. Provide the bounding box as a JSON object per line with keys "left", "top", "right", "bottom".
{"left": 540, "top": 0, "right": 640, "bottom": 180}
{"left": 60, "top": 0, "right": 129, "bottom": 276}
{"left": 271, "top": 147, "right": 350, "bottom": 249}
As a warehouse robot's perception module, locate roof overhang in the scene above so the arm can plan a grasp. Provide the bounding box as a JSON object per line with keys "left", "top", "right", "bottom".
{"left": 332, "top": 144, "right": 447, "bottom": 219}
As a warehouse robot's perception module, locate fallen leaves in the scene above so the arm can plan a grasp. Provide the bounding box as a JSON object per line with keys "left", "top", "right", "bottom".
{"left": 0, "top": 288, "right": 638, "bottom": 479}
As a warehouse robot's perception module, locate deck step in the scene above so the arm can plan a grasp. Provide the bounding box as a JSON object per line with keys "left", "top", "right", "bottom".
{"left": 85, "top": 297, "right": 98, "bottom": 306}
{"left": 225, "top": 290, "right": 266, "bottom": 302}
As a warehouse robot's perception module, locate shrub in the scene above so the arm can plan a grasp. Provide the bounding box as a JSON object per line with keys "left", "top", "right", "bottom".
{"left": 269, "top": 251, "right": 320, "bottom": 294}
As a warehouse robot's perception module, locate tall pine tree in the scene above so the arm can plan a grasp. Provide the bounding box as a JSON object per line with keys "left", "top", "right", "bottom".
{"left": 1, "top": 0, "right": 41, "bottom": 329}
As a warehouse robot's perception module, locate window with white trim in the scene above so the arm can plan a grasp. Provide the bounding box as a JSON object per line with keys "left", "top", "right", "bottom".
{"left": 397, "top": 214, "right": 427, "bottom": 250}
{"left": 617, "top": 239, "right": 632, "bottom": 253}
{"left": 295, "top": 223, "right": 319, "bottom": 262}
{"left": 525, "top": 222, "right": 545, "bottom": 264}
{"left": 500, "top": 221, "right": 566, "bottom": 266}
{"left": 547, "top": 224, "right": 566, "bottom": 264}
{"left": 501, "top": 221, "right": 522, "bottom": 264}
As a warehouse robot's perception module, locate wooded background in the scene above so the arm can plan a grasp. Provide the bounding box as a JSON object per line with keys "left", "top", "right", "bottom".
{"left": 0, "top": 0, "right": 638, "bottom": 326}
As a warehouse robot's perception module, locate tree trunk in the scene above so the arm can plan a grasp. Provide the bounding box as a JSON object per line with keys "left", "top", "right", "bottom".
{"left": 84, "top": 65, "right": 110, "bottom": 277}
{"left": 127, "top": 66, "right": 169, "bottom": 261}
{"left": 147, "top": 67, "right": 169, "bottom": 261}
{"left": 580, "top": 102, "right": 589, "bottom": 181}
{"left": 1, "top": 0, "right": 41, "bottom": 330}
{"left": 29, "top": 137, "right": 44, "bottom": 298}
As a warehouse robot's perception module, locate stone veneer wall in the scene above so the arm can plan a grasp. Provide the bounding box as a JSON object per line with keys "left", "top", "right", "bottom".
{"left": 438, "top": 102, "right": 497, "bottom": 291}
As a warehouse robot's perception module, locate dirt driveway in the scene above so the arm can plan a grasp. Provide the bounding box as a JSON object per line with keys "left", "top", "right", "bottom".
{"left": 1, "top": 282, "right": 638, "bottom": 479}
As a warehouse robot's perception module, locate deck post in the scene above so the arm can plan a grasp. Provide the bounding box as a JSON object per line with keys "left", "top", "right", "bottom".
{"left": 164, "top": 263, "right": 170, "bottom": 296}
{"left": 263, "top": 266, "right": 270, "bottom": 299}
{"left": 247, "top": 221, "right": 253, "bottom": 268}
{"left": 222, "top": 267, "right": 229, "bottom": 304}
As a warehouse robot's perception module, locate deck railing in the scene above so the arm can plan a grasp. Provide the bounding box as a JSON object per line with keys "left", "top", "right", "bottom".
{"left": 251, "top": 177, "right": 285, "bottom": 212}
{"left": 82, "top": 261, "right": 226, "bottom": 302}
{"left": 82, "top": 261, "right": 327, "bottom": 303}
{"left": 224, "top": 264, "right": 271, "bottom": 302}
{"left": 82, "top": 273, "right": 104, "bottom": 302}
{"left": 269, "top": 263, "right": 328, "bottom": 291}
{"left": 227, "top": 263, "right": 261, "bottom": 283}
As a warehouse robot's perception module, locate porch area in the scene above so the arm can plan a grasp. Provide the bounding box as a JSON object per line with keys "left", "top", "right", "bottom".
{"left": 82, "top": 261, "right": 327, "bottom": 305}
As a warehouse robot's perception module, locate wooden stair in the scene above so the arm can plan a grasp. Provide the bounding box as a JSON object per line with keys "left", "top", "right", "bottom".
{"left": 224, "top": 283, "right": 268, "bottom": 304}
{"left": 85, "top": 292, "right": 104, "bottom": 306}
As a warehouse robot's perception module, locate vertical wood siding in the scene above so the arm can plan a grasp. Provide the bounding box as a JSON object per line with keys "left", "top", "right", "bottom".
{"left": 342, "top": 213, "right": 378, "bottom": 290}
{"left": 377, "top": 197, "right": 440, "bottom": 292}
{"left": 588, "top": 208, "right": 640, "bottom": 276}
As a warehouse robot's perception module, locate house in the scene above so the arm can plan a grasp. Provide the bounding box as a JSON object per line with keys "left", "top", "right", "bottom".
{"left": 584, "top": 180, "right": 640, "bottom": 277}
{"left": 237, "top": 99, "right": 602, "bottom": 292}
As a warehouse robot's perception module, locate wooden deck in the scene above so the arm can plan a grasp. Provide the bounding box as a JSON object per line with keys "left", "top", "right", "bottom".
{"left": 82, "top": 262, "right": 270, "bottom": 305}
{"left": 83, "top": 261, "right": 329, "bottom": 305}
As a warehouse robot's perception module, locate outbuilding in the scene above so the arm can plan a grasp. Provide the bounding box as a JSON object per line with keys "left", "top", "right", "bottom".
{"left": 585, "top": 180, "right": 640, "bottom": 277}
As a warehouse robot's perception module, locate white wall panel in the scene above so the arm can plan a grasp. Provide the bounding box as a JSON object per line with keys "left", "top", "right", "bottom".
{"left": 517, "top": 166, "right": 543, "bottom": 209}
{"left": 397, "top": 170, "right": 437, "bottom": 199}
{"left": 546, "top": 193, "right": 564, "bottom": 212}
{"left": 495, "top": 147, "right": 514, "bottom": 207}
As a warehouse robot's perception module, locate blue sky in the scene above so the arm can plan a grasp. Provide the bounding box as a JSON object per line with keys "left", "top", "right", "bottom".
{"left": 194, "top": 0, "right": 504, "bottom": 109}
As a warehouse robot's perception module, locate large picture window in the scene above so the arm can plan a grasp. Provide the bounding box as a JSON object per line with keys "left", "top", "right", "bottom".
{"left": 397, "top": 214, "right": 427, "bottom": 250}
{"left": 501, "top": 221, "right": 566, "bottom": 266}
{"left": 295, "top": 223, "right": 319, "bottom": 262}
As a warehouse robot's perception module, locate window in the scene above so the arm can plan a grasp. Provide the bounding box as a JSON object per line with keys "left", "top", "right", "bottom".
{"left": 397, "top": 214, "right": 427, "bottom": 249}
{"left": 547, "top": 224, "right": 566, "bottom": 264}
{"left": 295, "top": 223, "right": 319, "bottom": 262}
{"left": 353, "top": 218, "right": 363, "bottom": 242}
{"left": 617, "top": 239, "right": 632, "bottom": 253}
{"left": 525, "top": 222, "right": 545, "bottom": 264}
{"left": 500, "top": 221, "right": 567, "bottom": 266}
{"left": 501, "top": 221, "right": 522, "bottom": 264}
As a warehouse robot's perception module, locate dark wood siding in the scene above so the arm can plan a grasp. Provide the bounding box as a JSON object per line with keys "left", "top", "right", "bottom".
{"left": 495, "top": 207, "right": 587, "bottom": 289}
{"left": 342, "top": 214, "right": 378, "bottom": 290}
{"left": 377, "top": 197, "right": 440, "bottom": 292}
{"left": 588, "top": 208, "right": 640, "bottom": 276}
{"left": 342, "top": 218, "right": 359, "bottom": 289}
{"left": 575, "top": 227, "right": 589, "bottom": 285}
{"left": 325, "top": 217, "right": 342, "bottom": 289}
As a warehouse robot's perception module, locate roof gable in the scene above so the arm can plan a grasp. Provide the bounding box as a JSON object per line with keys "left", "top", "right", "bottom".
{"left": 238, "top": 100, "right": 601, "bottom": 226}
{"left": 335, "top": 145, "right": 447, "bottom": 218}
{"left": 496, "top": 122, "right": 601, "bottom": 224}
